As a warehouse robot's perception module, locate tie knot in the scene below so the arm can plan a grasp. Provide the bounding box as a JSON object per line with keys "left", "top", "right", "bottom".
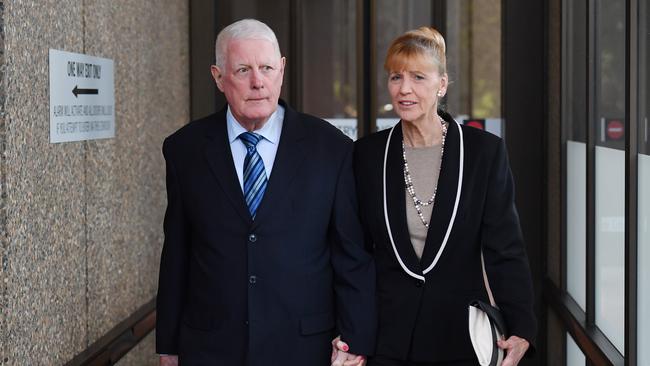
{"left": 239, "top": 132, "right": 263, "bottom": 148}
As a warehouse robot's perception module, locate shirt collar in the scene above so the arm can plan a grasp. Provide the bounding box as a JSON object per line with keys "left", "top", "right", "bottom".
{"left": 226, "top": 105, "right": 284, "bottom": 145}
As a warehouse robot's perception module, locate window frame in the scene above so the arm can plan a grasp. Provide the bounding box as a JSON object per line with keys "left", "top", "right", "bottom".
{"left": 554, "top": 0, "right": 641, "bottom": 364}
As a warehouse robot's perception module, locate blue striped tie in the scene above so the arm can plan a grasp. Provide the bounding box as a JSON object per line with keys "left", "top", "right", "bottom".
{"left": 239, "top": 132, "right": 267, "bottom": 219}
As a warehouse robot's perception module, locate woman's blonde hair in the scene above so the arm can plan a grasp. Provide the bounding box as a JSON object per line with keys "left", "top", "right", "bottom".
{"left": 384, "top": 26, "right": 446, "bottom": 75}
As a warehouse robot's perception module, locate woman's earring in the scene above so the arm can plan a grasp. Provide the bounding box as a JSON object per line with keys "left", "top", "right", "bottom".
{"left": 437, "top": 91, "right": 444, "bottom": 97}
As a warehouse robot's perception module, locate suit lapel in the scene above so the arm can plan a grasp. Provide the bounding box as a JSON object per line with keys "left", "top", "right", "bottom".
{"left": 385, "top": 123, "right": 423, "bottom": 276}
{"left": 419, "top": 112, "right": 462, "bottom": 272}
{"left": 203, "top": 107, "right": 253, "bottom": 225}
{"left": 252, "top": 102, "right": 307, "bottom": 229}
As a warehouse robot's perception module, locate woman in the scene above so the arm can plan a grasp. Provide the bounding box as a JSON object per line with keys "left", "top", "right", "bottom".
{"left": 338, "top": 27, "right": 536, "bottom": 366}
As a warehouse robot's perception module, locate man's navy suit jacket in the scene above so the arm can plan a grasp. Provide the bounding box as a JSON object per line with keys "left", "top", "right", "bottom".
{"left": 155, "top": 101, "right": 377, "bottom": 365}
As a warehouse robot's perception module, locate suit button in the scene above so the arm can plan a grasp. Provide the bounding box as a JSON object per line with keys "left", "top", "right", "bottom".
{"left": 245, "top": 320, "right": 249, "bottom": 326}
{"left": 248, "top": 234, "right": 257, "bottom": 243}
{"left": 415, "top": 280, "right": 424, "bottom": 287}
{"left": 249, "top": 275, "right": 257, "bottom": 284}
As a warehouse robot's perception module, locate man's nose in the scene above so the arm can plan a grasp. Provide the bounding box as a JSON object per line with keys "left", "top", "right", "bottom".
{"left": 250, "top": 69, "right": 264, "bottom": 89}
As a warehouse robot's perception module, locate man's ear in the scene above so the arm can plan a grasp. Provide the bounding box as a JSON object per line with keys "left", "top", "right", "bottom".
{"left": 211, "top": 65, "right": 224, "bottom": 92}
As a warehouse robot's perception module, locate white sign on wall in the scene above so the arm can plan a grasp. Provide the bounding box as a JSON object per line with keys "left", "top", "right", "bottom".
{"left": 326, "top": 118, "right": 358, "bottom": 140}
{"left": 49, "top": 49, "right": 115, "bottom": 143}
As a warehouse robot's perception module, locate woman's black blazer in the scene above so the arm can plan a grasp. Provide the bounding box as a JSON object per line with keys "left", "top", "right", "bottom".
{"left": 353, "top": 113, "right": 536, "bottom": 363}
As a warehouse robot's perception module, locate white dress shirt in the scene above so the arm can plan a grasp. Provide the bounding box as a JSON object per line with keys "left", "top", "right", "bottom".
{"left": 226, "top": 105, "right": 284, "bottom": 191}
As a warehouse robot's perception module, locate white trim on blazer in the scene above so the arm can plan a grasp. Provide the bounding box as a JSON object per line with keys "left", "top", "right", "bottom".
{"left": 382, "top": 119, "right": 465, "bottom": 281}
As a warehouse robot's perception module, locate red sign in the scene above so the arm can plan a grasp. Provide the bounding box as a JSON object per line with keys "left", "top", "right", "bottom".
{"left": 606, "top": 119, "right": 624, "bottom": 140}
{"left": 464, "top": 119, "right": 485, "bottom": 130}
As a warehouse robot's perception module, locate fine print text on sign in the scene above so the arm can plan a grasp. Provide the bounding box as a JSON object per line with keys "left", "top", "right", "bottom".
{"left": 49, "top": 49, "right": 115, "bottom": 143}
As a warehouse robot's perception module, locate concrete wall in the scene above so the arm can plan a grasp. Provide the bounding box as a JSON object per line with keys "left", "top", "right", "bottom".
{"left": 0, "top": 1, "right": 189, "bottom": 364}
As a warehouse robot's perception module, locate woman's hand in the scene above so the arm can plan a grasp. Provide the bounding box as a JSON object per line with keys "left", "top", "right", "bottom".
{"left": 497, "top": 335, "right": 529, "bottom": 366}
{"left": 159, "top": 355, "right": 178, "bottom": 366}
{"left": 331, "top": 337, "right": 366, "bottom": 366}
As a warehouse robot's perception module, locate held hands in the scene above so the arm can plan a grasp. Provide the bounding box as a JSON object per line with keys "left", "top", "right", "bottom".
{"left": 159, "top": 355, "right": 178, "bottom": 366}
{"left": 497, "top": 335, "right": 529, "bottom": 366}
{"left": 331, "top": 336, "right": 366, "bottom": 366}
{"left": 160, "top": 339, "right": 366, "bottom": 366}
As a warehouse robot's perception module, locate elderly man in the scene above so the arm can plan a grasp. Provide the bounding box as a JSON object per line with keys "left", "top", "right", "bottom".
{"left": 156, "top": 19, "right": 376, "bottom": 366}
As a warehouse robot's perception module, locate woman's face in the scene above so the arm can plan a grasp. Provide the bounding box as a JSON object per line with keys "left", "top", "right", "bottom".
{"left": 387, "top": 56, "right": 447, "bottom": 125}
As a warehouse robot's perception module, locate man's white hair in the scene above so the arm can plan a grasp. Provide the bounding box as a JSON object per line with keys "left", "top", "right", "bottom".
{"left": 215, "top": 19, "right": 281, "bottom": 69}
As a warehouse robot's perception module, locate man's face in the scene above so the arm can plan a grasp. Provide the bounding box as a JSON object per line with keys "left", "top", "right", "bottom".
{"left": 212, "top": 38, "right": 285, "bottom": 128}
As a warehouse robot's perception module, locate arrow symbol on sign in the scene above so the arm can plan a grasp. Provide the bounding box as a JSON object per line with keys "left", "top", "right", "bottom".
{"left": 72, "top": 85, "right": 99, "bottom": 98}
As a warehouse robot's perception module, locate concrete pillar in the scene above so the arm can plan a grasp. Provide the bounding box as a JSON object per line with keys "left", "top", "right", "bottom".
{"left": 0, "top": 1, "right": 189, "bottom": 364}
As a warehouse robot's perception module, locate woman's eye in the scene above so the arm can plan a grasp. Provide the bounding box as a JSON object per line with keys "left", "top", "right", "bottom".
{"left": 414, "top": 74, "right": 425, "bottom": 80}
{"left": 390, "top": 74, "right": 401, "bottom": 81}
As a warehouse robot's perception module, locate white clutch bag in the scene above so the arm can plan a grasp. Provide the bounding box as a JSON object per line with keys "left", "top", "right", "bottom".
{"left": 468, "top": 252, "right": 508, "bottom": 366}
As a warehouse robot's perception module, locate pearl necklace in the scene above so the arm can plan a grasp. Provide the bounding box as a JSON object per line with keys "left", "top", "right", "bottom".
{"left": 402, "top": 119, "right": 448, "bottom": 228}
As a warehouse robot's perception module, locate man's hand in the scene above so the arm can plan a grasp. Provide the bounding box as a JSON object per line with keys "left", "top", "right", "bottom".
{"left": 331, "top": 337, "right": 366, "bottom": 366}
{"left": 497, "top": 335, "right": 529, "bottom": 366}
{"left": 159, "top": 355, "right": 178, "bottom": 366}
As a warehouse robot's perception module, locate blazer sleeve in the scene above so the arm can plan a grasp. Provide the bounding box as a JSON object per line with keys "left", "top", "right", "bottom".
{"left": 352, "top": 143, "right": 376, "bottom": 255}
{"left": 329, "top": 141, "right": 378, "bottom": 356}
{"left": 155, "top": 138, "right": 190, "bottom": 354}
{"left": 480, "top": 139, "right": 537, "bottom": 350}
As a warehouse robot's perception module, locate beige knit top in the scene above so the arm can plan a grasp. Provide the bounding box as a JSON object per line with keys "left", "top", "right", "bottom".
{"left": 404, "top": 144, "right": 442, "bottom": 259}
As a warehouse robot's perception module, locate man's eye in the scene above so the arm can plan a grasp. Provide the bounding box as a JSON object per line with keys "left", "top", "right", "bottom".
{"left": 237, "top": 68, "right": 248, "bottom": 73}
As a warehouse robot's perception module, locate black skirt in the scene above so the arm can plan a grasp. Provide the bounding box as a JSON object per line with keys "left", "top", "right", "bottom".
{"left": 368, "top": 355, "right": 480, "bottom": 366}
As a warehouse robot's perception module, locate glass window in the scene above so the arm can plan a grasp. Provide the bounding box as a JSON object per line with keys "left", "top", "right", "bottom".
{"left": 594, "top": 0, "right": 626, "bottom": 353}
{"left": 375, "top": 0, "right": 433, "bottom": 131}
{"left": 563, "top": 0, "right": 588, "bottom": 310}
{"left": 638, "top": 0, "right": 650, "bottom": 364}
{"left": 447, "top": 0, "right": 501, "bottom": 120}
{"left": 301, "top": 0, "right": 357, "bottom": 140}
{"left": 567, "top": 333, "right": 586, "bottom": 366}
{"left": 445, "top": 0, "right": 471, "bottom": 120}
{"left": 638, "top": 148, "right": 650, "bottom": 364}
{"left": 373, "top": 0, "right": 503, "bottom": 137}
{"left": 447, "top": 1, "right": 503, "bottom": 136}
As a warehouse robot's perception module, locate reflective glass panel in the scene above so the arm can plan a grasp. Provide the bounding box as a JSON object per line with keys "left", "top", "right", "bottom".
{"left": 567, "top": 333, "right": 586, "bottom": 366}
{"left": 594, "top": 0, "right": 626, "bottom": 353}
{"left": 375, "top": 0, "right": 432, "bottom": 131}
{"left": 638, "top": 0, "right": 650, "bottom": 363}
{"left": 302, "top": 0, "right": 357, "bottom": 139}
{"left": 562, "top": 0, "right": 588, "bottom": 310}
